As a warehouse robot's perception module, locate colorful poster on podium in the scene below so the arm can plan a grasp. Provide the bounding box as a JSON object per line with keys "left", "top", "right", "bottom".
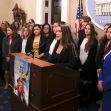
{"left": 14, "top": 56, "right": 30, "bottom": 106}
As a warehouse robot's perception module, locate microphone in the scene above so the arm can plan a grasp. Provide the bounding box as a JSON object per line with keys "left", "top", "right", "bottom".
{"left": 25, "top": 38, "right": 51, "bottom": 58}
{"left": 25, "top": 50, "right": 35, "bottom": 56}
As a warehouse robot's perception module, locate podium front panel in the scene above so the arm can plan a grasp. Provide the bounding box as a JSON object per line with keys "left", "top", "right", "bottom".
{"left": 9, "top": 53, "right": 80, "bottom": 111}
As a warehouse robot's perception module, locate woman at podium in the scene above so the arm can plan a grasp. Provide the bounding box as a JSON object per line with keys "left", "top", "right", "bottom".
{"left": 48, "top": 25, "right": 80, "bottom": 70}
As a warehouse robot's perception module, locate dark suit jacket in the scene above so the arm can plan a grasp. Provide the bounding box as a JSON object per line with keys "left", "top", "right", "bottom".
{"left": 2, "top": 35, "right": 22, "bottom": 70}
{"left": 49, "top": 45, "right": 80, "bottom": 70}
{"left": 79, "top": 38, "right": 98, "bottom": 84}
{"left": 96, "top": 35, "right": 108, "bottom": 69}
{"left": 79, "top": 37, "right": 98, "bottom": 103}
{"left": 0, "top": 29, "right": 5, "bottom": 69}
{"left": 2, "top": 35, "right": 22, "bottom": 58}
{"left": 43, "top": 33, "right": 56, "bottom": 60}
{"left": 44, "top": 37, "right": 55, "bottom": 61}
{"left": 25, "top": 34, "right": 47, "bottom": 55}
{"left": 78, "top": 29, "right": 86, "bottom": 48}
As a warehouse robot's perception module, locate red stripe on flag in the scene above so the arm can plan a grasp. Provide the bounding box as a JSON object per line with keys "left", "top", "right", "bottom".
{"left": 74, "top": 0, "right": 83, "bottom": 40}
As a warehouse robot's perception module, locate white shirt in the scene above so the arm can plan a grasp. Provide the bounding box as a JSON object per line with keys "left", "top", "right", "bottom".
{"left": 79, "top": 38, "right": 89, "bottom": 65}
{"left": 21, "top": 39, "right": 27, "bottom": 54}
{"left": 49, "top": 39, "right": 57, "bottom": 55}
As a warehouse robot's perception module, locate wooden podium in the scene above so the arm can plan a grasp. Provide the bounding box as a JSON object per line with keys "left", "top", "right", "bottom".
{"left": 9, "top": 53, "right": 80, "bottom": 111}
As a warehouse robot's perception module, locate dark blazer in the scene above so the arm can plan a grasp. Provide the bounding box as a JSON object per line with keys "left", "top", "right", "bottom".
{"left": 41, "top": 32, "right": 54, "bottom": 43}
{"left": 79, "top": 38, "right": 98, "bottom": 82}
{"left": 44, "top": 37, "right": 55, "bottom": 61}
{"left": 79, "top": 37, "right": 98, "bottom": 103}
{"left": 2, "top": 35, "right": 22, "bottom": 58}
{"left": 49, "top": 45, "right": 80, "bottom": 70}
{"left": 0, "top": 29, "right": 5, "bottom": 57}
{"left": 78, "top": 29, "right": 86, "bottom": 48}
{"left": 25, "top": 34, "right": 47, "bottom": 54}
{"left": 96, "top": 35, "right": 108, "bottom": 69}
{"left": 0, "top": 29, "right": 5, "bottom": 69}
{"left": 2, "top": 35, "right": 22, "bottom": 70}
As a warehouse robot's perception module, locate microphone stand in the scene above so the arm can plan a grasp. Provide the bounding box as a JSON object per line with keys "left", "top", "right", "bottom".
{"left": 26, "top": 50, "right": 35, "bottom": 58}
{"left": 32, "top": 51, "right": 34, "bottom": 58}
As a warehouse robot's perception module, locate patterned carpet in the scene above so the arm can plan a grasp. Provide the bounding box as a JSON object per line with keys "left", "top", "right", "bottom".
{"left": 0, "top": 80, "right": 11, "bottom": 111}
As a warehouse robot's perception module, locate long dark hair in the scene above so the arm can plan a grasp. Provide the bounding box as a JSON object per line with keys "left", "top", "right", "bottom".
{"left": 42, "top": 23, "right": 52, "bottom": 34}
{"left": 32, "top": 24, "right": 42, "bottom": 36}
{"left": 60, "top": 25, "right": 74, "bottom": 48}
{"left": 85, "top": 23, "right": 96, "bottom": 52}
{"left": 7, "top": 25, "right": 17, "bottom": 37}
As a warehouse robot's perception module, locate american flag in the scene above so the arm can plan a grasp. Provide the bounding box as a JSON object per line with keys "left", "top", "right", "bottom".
{"left": 74, "top": 0, "right": 83, "bottom": 39}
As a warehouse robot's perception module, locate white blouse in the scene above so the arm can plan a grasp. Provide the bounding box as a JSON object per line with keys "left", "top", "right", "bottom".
{"left": 49, "top": 39, "right": 57, "bottom": 55}
{"left": 79, "top": 38, "right": 89, "bottom": 65}
{"left": 21, "top": 39, "right": 27, "bottom": 54}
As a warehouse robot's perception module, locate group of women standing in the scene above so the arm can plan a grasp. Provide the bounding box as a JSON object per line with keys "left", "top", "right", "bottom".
{"left": 0, "top": 21, "right": 80, "bottom": 90}
{"left": 78, "top": 16, "right": 111, "bottom": 111}
{"left": 0, "top": 18, "right": 111, "bottom": 111}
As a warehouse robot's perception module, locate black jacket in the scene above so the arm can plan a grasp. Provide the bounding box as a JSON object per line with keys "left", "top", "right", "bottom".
{"left": 49, "top": 45, "right": 80, "bottom": 70}
{"left": 25, "top": 34, "right": 47, "bottom": 55}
